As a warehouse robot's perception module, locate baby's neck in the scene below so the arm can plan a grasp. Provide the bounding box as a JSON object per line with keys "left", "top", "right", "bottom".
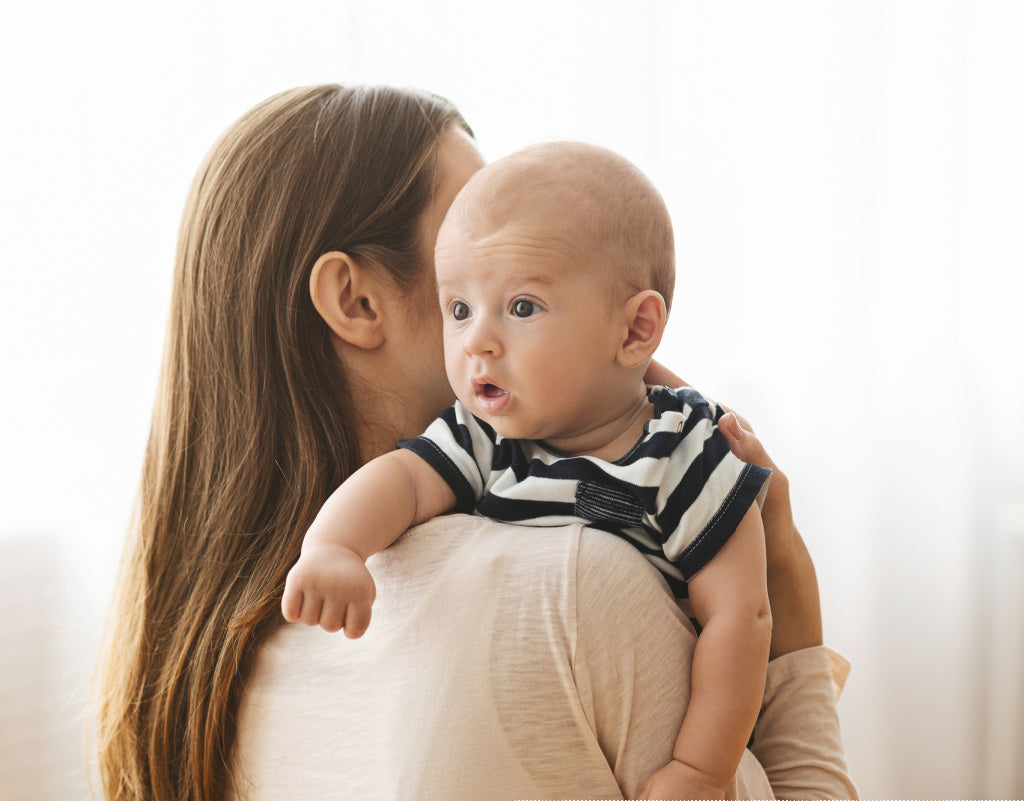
{"left": 543, "top": 386, "right": 654, "bottom": 462}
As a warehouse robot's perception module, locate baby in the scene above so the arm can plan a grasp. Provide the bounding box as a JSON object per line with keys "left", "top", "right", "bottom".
{"left": 282, "top": 141, "right": 773, "bottom": 799}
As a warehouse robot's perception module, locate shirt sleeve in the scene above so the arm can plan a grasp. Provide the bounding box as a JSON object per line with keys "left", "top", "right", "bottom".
{"left": 396, "top": 401, "right": 497, "bottom": 513}
{"left": 751, "top": 647, "right": 860, "bottom": 799}
{"left": 653, "top": 389, "right": 772, "bottom": 580}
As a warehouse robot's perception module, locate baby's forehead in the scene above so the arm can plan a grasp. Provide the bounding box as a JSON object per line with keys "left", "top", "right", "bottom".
{"left": 461, "top": 151, "right": 620, "bottom": 219}
{"left": 449, "top": 166, "right": 615, "bottom": 256}
{"left": 443, "top": 202, "right": 607, "bottom": 278}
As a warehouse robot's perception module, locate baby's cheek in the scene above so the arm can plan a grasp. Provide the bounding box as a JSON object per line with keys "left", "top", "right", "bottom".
{"left": 445, "top": 358, "right": 475, "bottom": 403}
{"left": 443, "top": 346, "right": 463, "bottom": 380}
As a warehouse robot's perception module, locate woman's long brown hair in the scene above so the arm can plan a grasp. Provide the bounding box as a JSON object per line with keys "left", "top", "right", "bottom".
{"left": 94, "top": 84, "right": 468, "bottom": 801}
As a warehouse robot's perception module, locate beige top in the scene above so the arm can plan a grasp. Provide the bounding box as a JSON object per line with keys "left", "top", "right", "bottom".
{"left": 231, "top": 514, "right": 856, "bottom": 800}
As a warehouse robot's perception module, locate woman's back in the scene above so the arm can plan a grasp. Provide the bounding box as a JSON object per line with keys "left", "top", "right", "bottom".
{"left": 232, "top": 515, "right": 695, "bottom": 799}
{"left": 232, "top": 514, "right": 842, "bottom": 799}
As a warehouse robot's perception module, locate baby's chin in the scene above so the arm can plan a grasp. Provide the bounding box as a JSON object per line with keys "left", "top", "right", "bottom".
{"left": 481, "top": 416, "right": 554, "bottom": 444}
{"left": 455, "top": 398, "right": 513, "bottom": 434}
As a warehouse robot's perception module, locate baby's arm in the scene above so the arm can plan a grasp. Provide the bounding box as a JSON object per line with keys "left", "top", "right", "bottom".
{"left": 281, "top": 449, "right": 456, "bottom": 636}
{"left": 640, "top": 503, "right": 772, "bottom": 799}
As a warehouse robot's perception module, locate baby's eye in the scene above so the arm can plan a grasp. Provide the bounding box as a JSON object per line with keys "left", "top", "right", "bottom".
{"left": 451, "top": 301, "right": 471, "bottom": 321}
{"left": 511, "top": 299, "right": 540, "bottom": 318}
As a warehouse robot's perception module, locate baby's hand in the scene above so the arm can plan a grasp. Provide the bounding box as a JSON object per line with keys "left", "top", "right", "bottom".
{"left": 637, "top": 758, "right": 728, "bottom": 800}
{"left": 281, "top": 544, "right": 376, "bottom": 637}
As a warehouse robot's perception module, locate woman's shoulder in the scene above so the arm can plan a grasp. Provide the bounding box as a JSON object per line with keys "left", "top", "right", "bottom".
{"left": 380, "top": 513, "right": 584, "bottom": 597}
{"left": 388, "top": 516, "right": 686, "bottom": 630}
{"left": 249, "top": 515, "right": 595, "bottom": 696}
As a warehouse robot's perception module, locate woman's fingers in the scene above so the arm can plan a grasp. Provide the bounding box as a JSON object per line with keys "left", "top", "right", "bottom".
{"left": 719, "top": 412, "right": 773, "bottom": 471}
{"left": 719, "top": 411, "right": 795, "bottom": 565}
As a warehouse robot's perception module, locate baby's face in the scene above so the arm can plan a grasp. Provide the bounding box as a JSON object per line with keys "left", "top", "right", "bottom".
{"left": 434, "top": 211, "right": 627, "bottom": 445}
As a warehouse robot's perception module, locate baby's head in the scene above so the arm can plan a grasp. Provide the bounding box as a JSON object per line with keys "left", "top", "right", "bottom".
{"left": 434, "top": 142, "right": 675, "bottom": 446}
{"left": 436, "top": 141, "right": 675, "bottom": 315}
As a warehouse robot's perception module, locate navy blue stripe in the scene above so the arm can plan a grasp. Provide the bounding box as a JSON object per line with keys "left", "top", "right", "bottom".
{"left": 477, "top": 495, "right": 576, "bottom": 522}
{"left": 679, "top": 404, "right": 712, "bottom": 439}
{"left": 615, "top": 430, "right": 680, "bottom": 466}
{"left": 497, "top": 438, "right": 532, "bottom": 481}
{"left": 671, "top": 386, "right": 710, "bottom": 408}
{"left": 656, "top": 426, "right": 733, "bottom": 546}
{"left": 530, "top": 455, "right": 615, "bottom": 482}
{"left": 439, "top": 406, "right": 480, "bottom": 462}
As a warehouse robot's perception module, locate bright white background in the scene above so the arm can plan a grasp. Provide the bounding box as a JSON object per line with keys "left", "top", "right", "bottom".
{"left": 2, "top": 1, "right": 1023, "bottom": 798}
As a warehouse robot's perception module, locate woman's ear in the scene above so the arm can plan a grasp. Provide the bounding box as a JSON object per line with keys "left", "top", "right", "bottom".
{"left": 617, "top": 290, "right": 667, "bottom": 368}
{"left": 309, "top": 251, "right": 386, "bottom": 350}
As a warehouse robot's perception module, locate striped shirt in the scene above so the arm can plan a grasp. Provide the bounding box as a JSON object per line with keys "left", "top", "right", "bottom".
{"left": 397, "top": 386, "right": 771, "bottom": 594}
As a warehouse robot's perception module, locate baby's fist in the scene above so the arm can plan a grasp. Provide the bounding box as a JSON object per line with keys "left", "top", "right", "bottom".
{"left": 281, "top": 544, "right": 376, "bottom": 637}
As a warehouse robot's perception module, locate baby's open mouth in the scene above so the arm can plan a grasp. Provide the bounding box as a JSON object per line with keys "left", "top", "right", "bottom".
{"left": 472, "top": 380, "right": 511, "bottom": 413}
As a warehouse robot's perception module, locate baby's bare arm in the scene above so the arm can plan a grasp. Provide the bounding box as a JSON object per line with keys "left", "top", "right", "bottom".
{"left": 642, "top": 504, "right": 772, "bottom": 798}
{"left": 303, "top": 449, "right": 456, "bottom": 558}
{"left": 281, "top": 449, "right": 456, "bottom": 635}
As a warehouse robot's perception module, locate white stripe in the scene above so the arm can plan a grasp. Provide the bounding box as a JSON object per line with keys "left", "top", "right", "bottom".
{"left": 663, "top": 456, "right": 745, "bottom": 561}
{"left": 487, "top": 473, "right": 579, "bottom": 504}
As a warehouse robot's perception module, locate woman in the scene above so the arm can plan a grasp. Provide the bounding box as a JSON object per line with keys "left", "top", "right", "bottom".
{"left": 95, "top": 84, "right": 855, "bottom": 800}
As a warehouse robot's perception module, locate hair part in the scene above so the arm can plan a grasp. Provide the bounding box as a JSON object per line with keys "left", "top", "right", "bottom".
{"left": 94, "top": 84, "right": 469, "bottom": 801}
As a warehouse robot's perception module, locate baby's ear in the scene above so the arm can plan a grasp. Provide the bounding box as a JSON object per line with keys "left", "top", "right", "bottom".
{"left": 617, "top": 290, "right": 667, "bottom": 368}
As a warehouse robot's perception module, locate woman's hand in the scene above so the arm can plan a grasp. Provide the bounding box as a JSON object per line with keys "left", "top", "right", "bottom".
{"left": 718, "top": 412, "right": 823, "bottom": 659}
